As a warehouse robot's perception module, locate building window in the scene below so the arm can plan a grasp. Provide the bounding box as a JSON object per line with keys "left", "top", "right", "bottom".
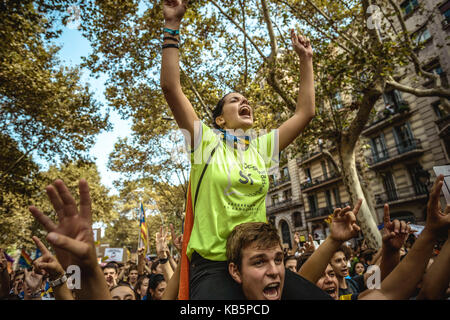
{"left": 433, "top": 101, "right": 449, "bottom": 119}
{"left": 283, "top": 189, "right": 292, "bottom": 201}
{"left": 423, "top": 60, "right": 448, "bottom": 88}
{"left": 393, "top": 122, "right": 415, "bottom": 153}
{"left": 293, "top": 211, "right": 303, "bottom": 228}
{"left": 382, "top": 90, "right": 407, "bottom": 112}
{"left": 321, "top": 161, "right": 328, "bottom": 179}
{"left": 371, "top": 134, "right": 389, "bottom": 162}
{"left": 271, "top": 194, "right": 279, "bottom": 205}
{"left": 333, "top": 188, "right": 341, "bottom": 206}
{"left": 408, "top": 164, "right": 429, "bottom": 196}
{"left": 280, "top": 220, "right": 292, "bottom": 249}
{"left": 281, "top": 167, "right": 290, "bottom": 182}
{"left": 308, "top": 195, "right": 318, "bottom": 214}
{"left": 401, "top": 0, "right": 419, "bottom": 16}
{"left": 412, "top": 27, "right": 431, "bottom": 46}
{"left": 305, "top": 168, "right": 312, "bottom": 182}
{"left": 325, "top": 190, "right": 333, "bottom": 210}
{"left": 382, "top": 172, "right": 398, "bottom": 202}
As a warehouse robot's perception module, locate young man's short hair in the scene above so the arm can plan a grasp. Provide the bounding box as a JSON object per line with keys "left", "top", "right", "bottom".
{"left": 226, "top": 222, "right": 282, "bottom": 270}
{"left": 103, "top": 262, "right": 118, "bottom": 273}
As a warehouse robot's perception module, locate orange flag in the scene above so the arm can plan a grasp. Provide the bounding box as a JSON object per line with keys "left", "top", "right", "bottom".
{"left": 178, "top": 181, "right": 194, "bottom": 300}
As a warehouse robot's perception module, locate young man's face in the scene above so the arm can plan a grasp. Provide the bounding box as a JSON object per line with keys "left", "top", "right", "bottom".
{"left": 316, "top": 264, "right": 339, "bottom": 300}
{"left": 229, "top": 243, "right": 285, "bottom": 300}
{"left": 330, "top": 251, "right": 348, "bottom": 278}
{"left": 285, "top": 258, "right": 297, "bottom": 273}
{"left": 14, "top": 273, "right": 24, "bottom": 294}
{"left": 128, "top": 270, "right": 138, "bottom": 283}
{"left": 103, "top": 267, "right": 117, "bottom": 285}
{"left": 110, "top": 286, "right": 136, "bottom": 300}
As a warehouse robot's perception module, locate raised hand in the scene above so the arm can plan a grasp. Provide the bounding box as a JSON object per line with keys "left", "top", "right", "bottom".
{"left": 163, "top": 0, "right": 187, "bottom": 25}
{"left": 156, "top": 226, "right": 169, "bottom": 259}
{"left": 382, "top": 204, "right": 415, "bottom": 251}
{"left": 291, "top": 29, "right": 313, "bottom": 59}
{"left": 24, "top": 269, "right": 43, "bottom": 293}
{"left": 330, "top": 199, "right": 362, "bottom": 242}
{"left": 32, "top": 236, "right": 66, "bottom": 281}
{"left": 29, "top": 179, "right": 97, "bottom": 271}
{"left": 304, "top": 234, "right": 315, "bottom": 254}
{"left": 169, "top": 223, "right": 183, "bottom": 253}
{"left": 425, "top": 175, "right": 450, "bottom": 237}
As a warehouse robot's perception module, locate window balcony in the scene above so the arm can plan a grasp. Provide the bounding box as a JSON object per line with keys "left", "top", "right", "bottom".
{"left": 300, "top": 171, "right": 342, "bottom": 193}
{"left": 374, "top": 185, "right": 428, "bottom": 208}
{"left": 367, "top": 139, "right": 424, "bottom": 170}
{"left": 266, "top": 198, "right": 302, "bottom": 214}
{"left": 362, "top": 104, "right": 411, "bottom": 136}
{"left": 305, "top": 202, "right": 351, "bottom": 221}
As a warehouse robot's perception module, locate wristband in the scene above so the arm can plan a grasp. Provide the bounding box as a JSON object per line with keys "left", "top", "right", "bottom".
{"left": 163, "top": 36, "right": 179, "bottom": 43}
{"left": 158, "top": 257, "right": 169, "bottom": 264}
{"left": 162, "top": 43, "right": 179, "bottom": 50}
{"left": 163, "top": 27, "right": 179, "bottom": 36}
{"left": 49, "top": 273, "right": 68, "bottom": 288}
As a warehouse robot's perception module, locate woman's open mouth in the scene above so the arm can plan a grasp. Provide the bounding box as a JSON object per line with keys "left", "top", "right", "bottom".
{"left": 239, "top": 106, "right": 252, "bottom": 118}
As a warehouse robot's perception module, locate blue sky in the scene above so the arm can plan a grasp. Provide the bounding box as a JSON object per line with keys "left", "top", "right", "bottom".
{"left": 55, "top": 26, "right": 132, "bottom": 195}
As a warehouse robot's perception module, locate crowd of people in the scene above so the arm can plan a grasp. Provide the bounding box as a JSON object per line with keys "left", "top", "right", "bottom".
{"left": 1, "top": 0, "right": 449, "bottom": 302}
{"left": 0, "top": 174, "right": 448, "bottom": 301}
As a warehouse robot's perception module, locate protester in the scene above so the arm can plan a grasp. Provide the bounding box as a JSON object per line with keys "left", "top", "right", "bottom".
{"left": 161, "top": 0, "right": 316, "bottom": 300}
{"left": 110, "top": 283, "right": 136, "bottom": 300}
{"left": 103, "top": 263, "right": 119, "bottom": 289}
{"left": 226, "top": 222, "right": 332, "bottom": 300}
{"left": 148, "top": 273, "right": 167, "bottom": 301}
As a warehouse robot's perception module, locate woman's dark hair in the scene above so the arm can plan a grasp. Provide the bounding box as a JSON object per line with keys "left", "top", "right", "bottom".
{"left": 148, "top": 273, "right": 165, "bottom": 290}
{"left": 212, "top": 92, "right": 233, "bottom": 129}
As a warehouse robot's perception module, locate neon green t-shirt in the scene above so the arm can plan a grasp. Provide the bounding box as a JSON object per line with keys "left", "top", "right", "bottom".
{"left": 186, "top": 122, "right": 279, "bottom": 261}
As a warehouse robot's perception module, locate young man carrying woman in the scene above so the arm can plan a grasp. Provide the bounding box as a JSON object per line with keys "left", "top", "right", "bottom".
{"left": 161, "top": 0, "right": 323, "bottom": 299}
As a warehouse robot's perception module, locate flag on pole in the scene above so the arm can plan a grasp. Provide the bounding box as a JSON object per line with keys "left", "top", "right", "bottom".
{"left": 139, "top": 203, "right": 148, "bottom": 253}
{"left": 18, "top": 249, "right": 32, "bottom": 269}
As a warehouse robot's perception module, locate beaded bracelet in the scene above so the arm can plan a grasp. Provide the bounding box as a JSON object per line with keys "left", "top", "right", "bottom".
{"left": 163, "top": 36, "right": 179, "bottom": 43}
{"left": 162, "top": 43, "right": 179, "bottom": 50}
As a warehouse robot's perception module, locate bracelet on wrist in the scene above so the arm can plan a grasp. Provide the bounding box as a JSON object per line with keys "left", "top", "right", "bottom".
{"left": 163, "top": 36, "right": 179, "bottom": 43}
{"left": 163, "top": 27, "right": 179, "bottom": 36}
{"left": 49, "top": 273, "right": 68, "bottom": 288}
{"left": 162, "top": 43, "right": 179, "bottom": 50}
{"left": 158, "top": 257, "right": 169, "bottom": 264}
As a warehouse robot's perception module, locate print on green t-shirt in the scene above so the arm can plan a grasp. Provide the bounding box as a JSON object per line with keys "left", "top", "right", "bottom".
{"left": 186, "top": 122, "right": 279, "bottom": 261}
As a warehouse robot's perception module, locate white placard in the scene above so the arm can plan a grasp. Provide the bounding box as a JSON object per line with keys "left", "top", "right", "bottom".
{"left": 409, "top": 224, "right": 425, "bottom": 237}
{"left": 103, "top": 248, "right": 124, "bottom": 262}
{"left": 433, "top": 166, "right": 450, "bottom": 204}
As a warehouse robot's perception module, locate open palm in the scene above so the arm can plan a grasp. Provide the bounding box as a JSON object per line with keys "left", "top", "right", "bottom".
{"left": 29, "top": 179, "right": 97, "bottom": 270}
{"left": 330, "top": 199, "right": 362, "bottom": 241}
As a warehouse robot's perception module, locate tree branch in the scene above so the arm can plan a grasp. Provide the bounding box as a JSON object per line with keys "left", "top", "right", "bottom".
{"left": 386, "top": 0, "right": 439, "bottom": 82}
{"left": 386, "top": 77, "right": 450, "bottom": 99}
{"left": 209, "top": 0, "right": 268, "bottom": 63}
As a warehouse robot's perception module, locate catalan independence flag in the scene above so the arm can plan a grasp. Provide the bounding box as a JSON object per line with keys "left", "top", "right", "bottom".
{"left": 18, "top": 249, "right": 32, "bottom": 269}
{"left": 139, "top": 203, "right": 148, "bottom": 253}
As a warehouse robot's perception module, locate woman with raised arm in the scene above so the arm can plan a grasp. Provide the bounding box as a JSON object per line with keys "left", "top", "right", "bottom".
{"left": 161, "top": 0, "right": 316, "bottom": 299}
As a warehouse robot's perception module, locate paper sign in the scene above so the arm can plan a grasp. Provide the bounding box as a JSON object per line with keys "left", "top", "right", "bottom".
{"left": 103, "top": 248, "right": 124, "bottom": 262}
{"left": 433, "top": 166, "right": 450, "bottom": 204}
{"left": 409, "top": 224, "right": 425, "bottom": 237}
